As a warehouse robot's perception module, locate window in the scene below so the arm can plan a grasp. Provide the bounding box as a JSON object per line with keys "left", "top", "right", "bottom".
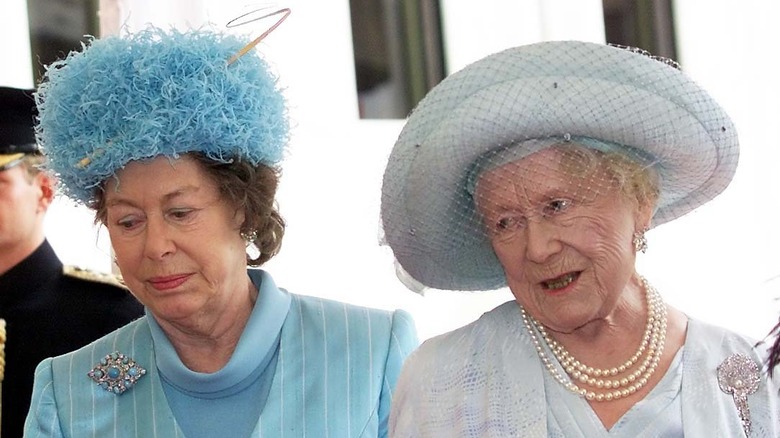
{"left": 349, "top": 0, "right": 445, "bottom": 119}
{"left": 602, "top": 0, "right": 677, "bottom": 61}
{"left": 27, "top": 0, "right": 98, "bottom": 84}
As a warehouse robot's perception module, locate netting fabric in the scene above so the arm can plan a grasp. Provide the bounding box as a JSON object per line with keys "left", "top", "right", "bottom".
{"left": 380, "top": 40, "right": 738, "bottom": 292}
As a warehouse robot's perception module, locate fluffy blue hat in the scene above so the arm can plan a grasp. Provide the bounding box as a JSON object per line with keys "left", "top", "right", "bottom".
{"left": 36, "top": 26, "right": 289, "bottom": 205}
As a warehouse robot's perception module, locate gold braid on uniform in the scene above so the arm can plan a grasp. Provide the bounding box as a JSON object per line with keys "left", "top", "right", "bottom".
{"left": 63, "top": 265, "right": 128, "bottom": 290}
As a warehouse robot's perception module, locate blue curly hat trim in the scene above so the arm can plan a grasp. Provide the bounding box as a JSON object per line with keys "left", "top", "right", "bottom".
{"left": 36, "top": 26, "right": 289, "bottom": 205}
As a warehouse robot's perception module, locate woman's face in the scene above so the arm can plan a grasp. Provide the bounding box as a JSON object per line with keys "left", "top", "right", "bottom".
{"left": 475, "top": 148, "right": 652, "bottom": 333}
{"left": 104, "top": 155, "right": 248, "bottom": 325}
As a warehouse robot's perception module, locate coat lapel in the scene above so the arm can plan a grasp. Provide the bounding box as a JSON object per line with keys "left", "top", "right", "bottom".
{"left": 54, "top": 318, "right": 184, "bottom": 437}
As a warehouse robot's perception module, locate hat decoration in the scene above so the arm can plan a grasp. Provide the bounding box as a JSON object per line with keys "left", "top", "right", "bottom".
{"left": 35, "top": 22, "right": 290, "bottom": 205}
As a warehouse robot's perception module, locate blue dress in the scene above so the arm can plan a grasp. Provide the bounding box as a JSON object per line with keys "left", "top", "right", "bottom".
{"left": 24, "top": 269, "right": 419, "bottom": 437}
{"left": 390, "top": 300, "right": 780, "bottom": 437}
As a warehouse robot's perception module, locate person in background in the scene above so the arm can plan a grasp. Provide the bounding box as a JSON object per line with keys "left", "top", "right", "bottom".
{"left": 24, "top": 24, "right": 418, "bottom": 438}
{"left": 380, "top": 41, "right": 779, "bottom": 437}
{"left": 0, "top": 85, "right": 144, "bottom": 438}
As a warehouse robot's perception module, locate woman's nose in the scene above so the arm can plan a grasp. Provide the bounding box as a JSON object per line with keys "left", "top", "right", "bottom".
{"left": 143, "top": 219, "right": 176, "bottom": 260}
{"left": 524, "top": 220, "right": 562, "bottom": 263}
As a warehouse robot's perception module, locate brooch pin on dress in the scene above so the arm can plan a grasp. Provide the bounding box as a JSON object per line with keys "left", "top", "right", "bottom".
{"left": 88, "top": 351, "right": 146, "bottom": 394}
{"left": 717, "top": 353, "right": 760, "bottom": 436}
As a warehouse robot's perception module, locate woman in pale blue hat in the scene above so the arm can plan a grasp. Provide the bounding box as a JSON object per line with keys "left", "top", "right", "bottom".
{"left": 24, "top": 24, "right": 418, "bottom": 438}
{"left": 381, "top": 41, "right": 779, "bottom": 437}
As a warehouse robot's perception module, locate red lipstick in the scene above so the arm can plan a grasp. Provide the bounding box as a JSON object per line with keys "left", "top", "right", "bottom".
{"left": 148, "top": 274, "right": 191, "bottom": 290}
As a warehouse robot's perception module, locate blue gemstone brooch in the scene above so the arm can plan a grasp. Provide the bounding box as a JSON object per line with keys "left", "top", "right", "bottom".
{"left": 88, "top": 351, "right": 147, "bottom": 394}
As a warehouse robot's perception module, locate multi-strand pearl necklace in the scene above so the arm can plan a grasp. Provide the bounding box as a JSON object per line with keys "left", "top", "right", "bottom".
{"left": 521, "top": 276, "right": 667, "bottom": 402}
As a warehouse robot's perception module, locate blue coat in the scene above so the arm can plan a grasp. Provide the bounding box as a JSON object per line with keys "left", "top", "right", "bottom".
{"left": 24, "top": 271, "right": 418, "bottom": 437}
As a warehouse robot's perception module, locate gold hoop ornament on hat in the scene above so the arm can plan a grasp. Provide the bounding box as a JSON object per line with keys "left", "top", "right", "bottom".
{"left": 227, "top": 7, "right": 291, "bottom": 65}
{"left": 72, "top": 7, "right": 291, "bottom": 171}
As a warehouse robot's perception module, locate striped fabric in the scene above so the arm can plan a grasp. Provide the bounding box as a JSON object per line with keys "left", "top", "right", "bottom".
{"left": 24, "top": 286, "right": 418, "bottom": 437}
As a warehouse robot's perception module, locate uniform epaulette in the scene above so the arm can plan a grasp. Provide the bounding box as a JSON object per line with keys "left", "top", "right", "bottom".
{"left": 63, "top": 265, "right": 128, "bottom": 290}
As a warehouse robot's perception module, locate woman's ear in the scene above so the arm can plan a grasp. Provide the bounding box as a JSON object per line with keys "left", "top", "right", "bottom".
{"left": 635, "top": 198, "right": 655, "bottom": 231}
{"left": 234, "top": 207, "right": 247, "bottom": 232}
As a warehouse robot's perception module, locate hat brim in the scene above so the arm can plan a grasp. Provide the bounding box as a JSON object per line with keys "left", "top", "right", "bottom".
{"left": 381, "top": 41, "right": 738, "bottom": 291}
{"left": 0, "top": 153, "right": 25, "bottom": 170}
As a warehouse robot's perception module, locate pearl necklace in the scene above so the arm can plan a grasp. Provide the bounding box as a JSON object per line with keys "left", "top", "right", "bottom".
{"left": 521, "top": 277, "right": 667, "bottom": 402}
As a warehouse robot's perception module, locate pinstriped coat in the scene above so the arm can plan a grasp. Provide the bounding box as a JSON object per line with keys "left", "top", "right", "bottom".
{"left": 24, "top": 273, "right": 418, "bottom": 438}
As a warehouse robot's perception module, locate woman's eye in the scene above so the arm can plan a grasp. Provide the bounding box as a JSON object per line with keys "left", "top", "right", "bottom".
{"left": 116, "top": 217, "right": 140, "bottom": 230}
{"left": 494, "top": 215, "right": 525, "bottom": 233}
{"left": 167, "top": 208, "right": 196, "bottom": 221}
{"left": 543, "top": 199, "right": 571, "bottom": 216}
{"left": 497, "top": 217, "right": 514, "bottom": 230}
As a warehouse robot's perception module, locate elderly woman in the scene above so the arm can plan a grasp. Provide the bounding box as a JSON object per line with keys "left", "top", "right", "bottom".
{"left": 381, "top": 41, "right": 779, "bottom": 437}
{"left": 23, "top": 27, "right": 418, "bottom": 438}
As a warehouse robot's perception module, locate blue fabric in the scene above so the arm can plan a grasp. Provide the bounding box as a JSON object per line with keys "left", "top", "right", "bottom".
{"left": 546, "top": 348, "right": 684, "bottom": 437}
{"left": 35, "top": 27, "right": 289, "bottom": 205}
{"left": 390, "top": 300, "right": 780, "bottom": 437}
{"left": 23, "top": 270, "right": 419, "bottom": 437}
{"left": 152, "top": 269, "right": 288, "bottom": 438}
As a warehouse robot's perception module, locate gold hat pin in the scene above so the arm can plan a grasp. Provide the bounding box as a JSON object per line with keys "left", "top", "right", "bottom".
{"left": 227, "top": 6, "right": 291, "bottom": 65}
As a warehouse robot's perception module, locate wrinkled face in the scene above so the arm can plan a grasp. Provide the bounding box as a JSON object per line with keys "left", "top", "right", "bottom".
{"left": 0, "top": 163, "right": 52, "bottom": 259}
{"left": 104, "top": 155, "right": 247, "bottom": 325}
{"left": 475, "top": 148, "right": 651, "bottom": 333}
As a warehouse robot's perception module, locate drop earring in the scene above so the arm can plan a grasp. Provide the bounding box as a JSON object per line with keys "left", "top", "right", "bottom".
{"left": 632, "top": 228, "right": 648, "bottom": 253}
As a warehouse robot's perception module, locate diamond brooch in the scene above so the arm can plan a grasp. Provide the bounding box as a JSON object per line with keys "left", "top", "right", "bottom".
{"left": 717, "top": 353, "right": 760, "bottom": 436}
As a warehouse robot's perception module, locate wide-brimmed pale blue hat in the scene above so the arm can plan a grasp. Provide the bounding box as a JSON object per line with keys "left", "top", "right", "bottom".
{"left": 380, "top": 40, "right": 738, "bottom": 292}
{"left": 35, "top": 26, "right": 289, "bottom": 205}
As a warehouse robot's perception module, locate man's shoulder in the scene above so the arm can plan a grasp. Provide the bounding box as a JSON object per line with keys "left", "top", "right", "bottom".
{"left": 59, "top": 266, "right": 143, "bottom": 315}
{"left": 62, "top": 265, "right": 129, "bottom": 292}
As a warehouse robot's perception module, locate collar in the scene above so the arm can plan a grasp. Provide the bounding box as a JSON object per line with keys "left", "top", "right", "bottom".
{"left": 148, "top": 269, "right": 291, "bottom": 394}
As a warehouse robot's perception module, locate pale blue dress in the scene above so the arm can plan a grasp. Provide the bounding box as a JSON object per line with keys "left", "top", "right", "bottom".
{"left": 24, "top": 269, "right": 419, "bottom": 437}
{"left": 390, "top": 300, "right": 780, "bottom": 437}
{"left": 545, "top": 349, "right": 684, "bottom": 437}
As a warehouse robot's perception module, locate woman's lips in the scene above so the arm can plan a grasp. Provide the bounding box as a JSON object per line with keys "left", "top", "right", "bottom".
{"left": 148, "top": 274, "right": 192, "bottom": 290}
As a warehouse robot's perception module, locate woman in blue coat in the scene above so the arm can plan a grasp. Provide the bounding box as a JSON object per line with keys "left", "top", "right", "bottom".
{"left": 24, "top": 24, "right": 417, "bottom": 438}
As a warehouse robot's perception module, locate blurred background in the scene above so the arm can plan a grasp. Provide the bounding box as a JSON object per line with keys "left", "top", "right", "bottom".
{"left": 2, "top": 0, "right": 779, "bottom": 342}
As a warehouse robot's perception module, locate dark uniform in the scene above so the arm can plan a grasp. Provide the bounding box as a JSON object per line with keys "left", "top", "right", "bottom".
{"left": 0, "top": 87, "right": 144, "bottom": 438}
